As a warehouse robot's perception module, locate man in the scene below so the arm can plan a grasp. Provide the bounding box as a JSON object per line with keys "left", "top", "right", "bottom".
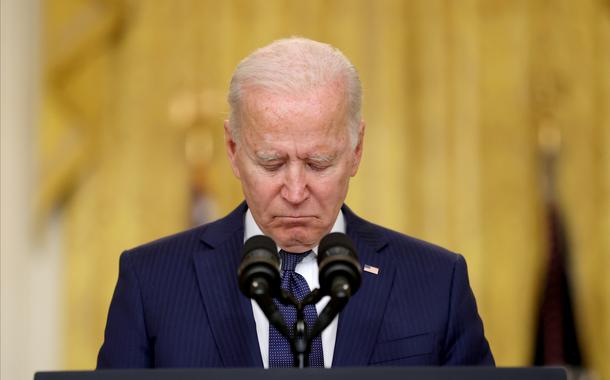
{"left": 97, "top": 37, "right": 494, "bottom": 368}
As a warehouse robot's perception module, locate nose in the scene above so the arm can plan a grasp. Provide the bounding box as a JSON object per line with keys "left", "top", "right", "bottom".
{"left": 280, "top": 163, "right": 309, "bottom": 205}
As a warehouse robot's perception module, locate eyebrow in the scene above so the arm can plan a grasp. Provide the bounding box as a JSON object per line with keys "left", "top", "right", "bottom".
{"left": 255, "top": 152, "right": 282, "bottom": 162}
{"left": 254, "top": 151, "right": 337, "bottom": 163}
{"left": 308, "top": 153, "right": 337, "bottom": 163}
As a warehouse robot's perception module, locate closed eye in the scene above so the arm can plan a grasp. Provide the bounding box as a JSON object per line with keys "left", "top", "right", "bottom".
{"left": 307, "top": 162, "right": 330, "bottom": 171}
{"left": 261, "top": 163, "right": 283, "bottom": 172}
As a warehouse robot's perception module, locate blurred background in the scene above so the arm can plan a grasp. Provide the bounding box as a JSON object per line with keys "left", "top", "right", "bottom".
{"left": 1, "top": 0, "right": 609, "bottom": 379}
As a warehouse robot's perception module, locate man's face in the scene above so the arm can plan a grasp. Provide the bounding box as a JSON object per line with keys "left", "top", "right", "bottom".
{"left": 225, "top": 84, "right": 364, "bottom": 252}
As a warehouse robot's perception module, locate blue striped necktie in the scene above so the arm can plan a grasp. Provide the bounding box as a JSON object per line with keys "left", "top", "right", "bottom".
{"left": 268, "top": 250, "right": 324, "bottom": 367}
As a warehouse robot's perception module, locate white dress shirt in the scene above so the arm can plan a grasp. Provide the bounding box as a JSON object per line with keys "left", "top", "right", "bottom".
{"left": 244, "top": 209, "right": 344, "bottom": 368}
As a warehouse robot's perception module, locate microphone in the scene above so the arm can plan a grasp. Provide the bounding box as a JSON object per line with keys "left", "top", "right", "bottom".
{"left": 317, "top": 232, "right": 362, "bottom": 300}
{"left": 238, "top": 235, "right": 281, "bottom": 299}
{"left": 238, "top": 235, "right": 291, "bottom": 338}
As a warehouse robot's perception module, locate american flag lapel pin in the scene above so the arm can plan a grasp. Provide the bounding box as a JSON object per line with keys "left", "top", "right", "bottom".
{"left": 363, "top": 264, "right": 379, "bottom": 275}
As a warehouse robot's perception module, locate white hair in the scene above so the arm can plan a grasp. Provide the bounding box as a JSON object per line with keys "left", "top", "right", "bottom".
{"left": 227, "top": 37, "right": 362, "bottom": 147}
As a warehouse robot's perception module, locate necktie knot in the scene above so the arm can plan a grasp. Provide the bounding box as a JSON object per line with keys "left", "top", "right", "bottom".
{"left": 279, "top": 250, "right": 309, "bottom": 272}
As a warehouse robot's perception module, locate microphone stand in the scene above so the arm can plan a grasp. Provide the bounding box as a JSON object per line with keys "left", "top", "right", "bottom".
{"left": 280, "top": 289, "right": 322, "bottom": 368}
{"left": 254, "top": 286, "right": 351, "bottom": 368}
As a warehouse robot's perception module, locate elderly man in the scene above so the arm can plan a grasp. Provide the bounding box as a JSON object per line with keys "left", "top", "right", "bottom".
{"left": 97, "top": 37, "right": 494, "bottom": 368}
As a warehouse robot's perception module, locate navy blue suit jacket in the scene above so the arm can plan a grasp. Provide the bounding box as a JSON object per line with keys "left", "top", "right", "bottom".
{"left": 97, "top": 203, "right": 494, "bottom": 368}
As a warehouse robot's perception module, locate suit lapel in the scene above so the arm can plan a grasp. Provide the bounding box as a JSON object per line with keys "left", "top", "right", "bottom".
{"left": 192, "top": 203, "right": 394, "bottom": 367}
{"left": 332, "top": 206, "right": 397, "bottom": 366}
{"left": 192, "top": 202, "right": 263, "bottom": 367}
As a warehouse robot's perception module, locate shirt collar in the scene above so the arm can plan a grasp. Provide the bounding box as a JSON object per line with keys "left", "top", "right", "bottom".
{"left": 244, "top": 207, "right": 346, "bottom": 258}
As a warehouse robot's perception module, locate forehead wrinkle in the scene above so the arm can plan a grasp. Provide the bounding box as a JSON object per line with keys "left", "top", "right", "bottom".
{"left": 239, "top": 85, "right": 352, "bottom": 161}
{"left": 249, "top": 86, "right": 344, "bottom": 128}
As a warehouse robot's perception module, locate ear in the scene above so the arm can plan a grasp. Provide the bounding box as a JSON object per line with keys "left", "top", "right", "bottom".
{"left": 224, "top": 120, "right": 241, "bottom": 179}
{"left": 350, "top": 121, "right": 365, "bottom": 177}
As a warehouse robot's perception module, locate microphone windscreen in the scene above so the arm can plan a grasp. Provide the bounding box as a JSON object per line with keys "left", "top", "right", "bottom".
{"left": 238, "top": 235, "right": 280, "bottom": 298}
{"left": 317, "top": 232, "right": 361, "bottom": 297}
{"left": 243, "top": 235, "right": 277, "bottom": 256}
{"left": 318, "top": 232, "right": 357, "bottom": 260}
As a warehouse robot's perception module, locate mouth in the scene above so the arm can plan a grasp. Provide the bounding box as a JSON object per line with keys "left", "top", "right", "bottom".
{"left": 276, "top": 215, "right": 316, "bottom": 220}
{"left": 274, "top": 216, "right": 317, "bottom": 225}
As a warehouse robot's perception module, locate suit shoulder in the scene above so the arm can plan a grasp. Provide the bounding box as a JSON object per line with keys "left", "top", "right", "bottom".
{"left": 131, "top": 223, "right": 209, "bottom": 251}
{"left": 121, "top": 203, "right": 245, "bottom": 264}
{"left": 361, "top": 218, "right": 461, "bottom": 265}
{"left": 121, "top": 224, "right": 208, "bottom": 263}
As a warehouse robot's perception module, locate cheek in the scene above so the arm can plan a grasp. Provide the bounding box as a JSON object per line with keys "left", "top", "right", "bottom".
{"left": 314, "top": 172, "right": 350, "bottom": 202}
{"left": 242, "top": 173, "right": 280, "bottom": 203}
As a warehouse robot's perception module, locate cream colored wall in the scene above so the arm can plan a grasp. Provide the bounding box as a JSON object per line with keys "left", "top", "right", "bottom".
{"left": 1, "top": 1, "right": 63, "bottom": 379}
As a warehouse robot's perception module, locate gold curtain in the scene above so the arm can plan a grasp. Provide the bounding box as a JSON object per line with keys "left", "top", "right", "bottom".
{"left": 39, "top": 0, "right": 610, "bottom": 378}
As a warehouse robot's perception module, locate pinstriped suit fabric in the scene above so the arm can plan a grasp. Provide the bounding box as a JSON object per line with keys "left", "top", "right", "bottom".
{"left": 97, "top": 202, "right": 493, "bottom": 368}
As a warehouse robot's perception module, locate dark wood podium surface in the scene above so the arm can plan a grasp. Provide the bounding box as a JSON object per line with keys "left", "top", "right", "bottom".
{"left": 35, "top": 367, "right": 566, "bottom": 380}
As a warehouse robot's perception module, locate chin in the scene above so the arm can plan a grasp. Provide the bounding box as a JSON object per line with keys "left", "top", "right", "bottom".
{"left": 274, "top": 230, "right": 319, "bottom": 252}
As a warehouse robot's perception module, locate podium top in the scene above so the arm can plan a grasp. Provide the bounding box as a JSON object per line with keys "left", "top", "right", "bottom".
{"left": 35, "top": 367, "right": 566, "bottom": 380}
